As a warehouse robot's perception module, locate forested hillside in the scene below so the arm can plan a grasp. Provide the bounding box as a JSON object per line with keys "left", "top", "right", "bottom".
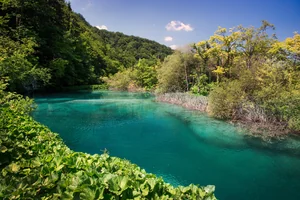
{"left": 0, "top": 0, "right": 172, "bottom": 92}
{"left": 95, "top": 29, "right": 172, "bottom": 68}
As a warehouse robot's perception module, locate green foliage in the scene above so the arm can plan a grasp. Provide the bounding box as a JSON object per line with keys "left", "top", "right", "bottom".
{"left": 207, "top": 57, "right": 300, "bottom": 132}
{"left": 133, "top": 59, "right": 158, "bottom": 90}
{"left": 102, "top": 69, "right": 134, "bottom": 91}
{"left": 0, "top": 82, "right": 216, "bottom": 200}
{"left": 0, "top": 36, "right": 51, "bottom": 92}
{"left": 0, "top": 78, "right": 35, "bottom": 114}
{"left": 288, "top": 115, "right": 300, "bottom": 131}
{"left": 95, "top": 30, "right": 173, "bottom": 68}
{"left": 103, "top": 59, "right": 159, "bottom": 91}
{"left": 208, "top": 80, "right": 246, "bottom": 119}
{"left": 0, "top": 0, "right": 172, "bottom": 92}
{"left": 250, "top": 59, "right": 300, "bottom": 130}
{"left": 157, "top": 52, "right": 185, "bottom": 93}
{"left": 157, "top": 51, "right": 198, "bottom": 93}
{"left": 190, "top": 74, "right": 215, "bottom": 96}
{"left": 155, "top": 21, "right": 300, "bottom": 134}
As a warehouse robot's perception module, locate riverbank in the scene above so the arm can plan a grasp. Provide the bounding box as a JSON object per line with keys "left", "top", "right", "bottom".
{"left": 156, "top": 92, "right": 291, "bottom": 138}
{"left": 156, "top": 93, "right": 208, "bottom": 112}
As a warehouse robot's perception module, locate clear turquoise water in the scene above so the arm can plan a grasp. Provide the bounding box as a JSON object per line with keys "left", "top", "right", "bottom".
{"left": 32, "top": 91, "right": 300, "bottom": 200}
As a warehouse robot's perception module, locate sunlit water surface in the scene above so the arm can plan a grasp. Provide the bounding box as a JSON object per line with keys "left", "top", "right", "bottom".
{"left": 32, "top": 91, "right": 300, "bottom": 199}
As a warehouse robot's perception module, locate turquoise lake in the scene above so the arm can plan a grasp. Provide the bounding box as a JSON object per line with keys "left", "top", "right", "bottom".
{"left": 32, "top": 91, "right": 300, "bottom": 200}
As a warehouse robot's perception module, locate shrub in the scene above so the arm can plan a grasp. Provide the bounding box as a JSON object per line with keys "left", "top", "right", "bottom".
{"left": 102, "top": 69, "right": 133, "bottom": 91}
{"left": 288, "top": 115, "right": 300, "bottom": 131}
{"left": 190, "top": 75, "right": 216, "bottom": 96}
{"left": 208, "top": 80, "right": 246, "bottom": 119}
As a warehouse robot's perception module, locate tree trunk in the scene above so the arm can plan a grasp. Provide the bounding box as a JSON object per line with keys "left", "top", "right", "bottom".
{"left": 184, "top": 62, "right": 189, "bottom": 91}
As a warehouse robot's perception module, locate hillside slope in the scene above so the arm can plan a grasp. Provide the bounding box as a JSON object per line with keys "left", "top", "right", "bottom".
{"left": 0, "top": 0, "right": 172, "bottom": 92}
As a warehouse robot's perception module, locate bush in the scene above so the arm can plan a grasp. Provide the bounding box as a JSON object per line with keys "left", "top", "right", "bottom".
{"left": 102, "top": 69, "right": 133, "bottom": 91}
{"left": 190, "top": 75, "right": 216, "bottom": 96}
{"left": 208, "top": 80, "right": 246, "bottom": 119}
{"left": 103, "top": 61, "right": 158, "bottom": 92}
{"left": 288, "top": 115, "right": 300, "bottom": 131}
{"left": 262, "top": 90, "right": 300, "bottom": 131}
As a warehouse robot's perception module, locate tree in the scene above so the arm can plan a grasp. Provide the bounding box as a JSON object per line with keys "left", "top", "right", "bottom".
{"left": 208, "top": 27, "right": 239, "bottom": 77}
{"left": 0, "top": 36, "right": 50, "bottom": 92}
{"left": 236, "top": 20, "right": 276, "bottom": 69}
{"left": 157, "top": 51, "right": 197, "bottom": 93}
{"left": 193, "top": 40, "right": 211, "bottom": 77}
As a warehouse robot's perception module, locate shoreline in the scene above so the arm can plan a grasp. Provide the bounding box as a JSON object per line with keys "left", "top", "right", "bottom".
{"left": 155, "top": 92, "right": 293, "bottom": 139}
{"left": 156, "top": 92, "right": 208, "bottom": 112}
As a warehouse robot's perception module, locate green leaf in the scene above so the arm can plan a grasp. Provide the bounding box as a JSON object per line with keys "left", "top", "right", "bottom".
{"left": 204, "top": 185, "right": 215, "bottom": 194}
{"left": 2, "top": 169, "right": 8, "bottom": 177}
{"left": 141, "top": 183, "right": 149, "bottom": 196}
{"left": 108, "top": 176, "right": 120, "bottom": 194}
{"left": 119, "top": 176, "right": 129, "bottom": 191}
{"left": 0, "top": 146, "right": 8, "bottom": 153}
{"left": 95, "top": 187, "right": 105, "bottom": 199}
{"left": 10, "top": 163, "right": 20, "bottom": 173}
{"left": 61, "top": 191, "right": 74, "bottom": 199}
{"left": 55, "top": 164, "right": 64, "bottom": 171}
{"left": 80, "top": 188, "right": 96, "bottom": 199}
{"left": 147, "top": 178, "right": 157, "bottom": 191}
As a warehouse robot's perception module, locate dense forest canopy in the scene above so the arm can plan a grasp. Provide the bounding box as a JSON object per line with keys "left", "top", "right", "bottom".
{"left": 0, "top": 0, "right": 172, "bottom": 92}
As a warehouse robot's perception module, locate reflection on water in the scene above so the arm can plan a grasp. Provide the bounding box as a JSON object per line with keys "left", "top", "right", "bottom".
{"left": 32, "top": 91, "right": 300, "bottom": 200}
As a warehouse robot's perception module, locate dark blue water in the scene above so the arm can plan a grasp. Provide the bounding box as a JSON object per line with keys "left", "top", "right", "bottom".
{"left": 32, "top": 91, "right": 300, "bottom": 200}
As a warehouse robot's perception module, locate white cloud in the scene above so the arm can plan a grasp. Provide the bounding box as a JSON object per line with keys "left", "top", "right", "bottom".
{"left": 166, "top": 21, "right": 194, "bottom": 32}
{"left": 170, "top": 45, "right": 177, "bottom": 50}
{"left": 96, "top": 25, "right": 108, "bottom": 30}
{"left": 164, "top": 36, "right": 173, "bottom": 42}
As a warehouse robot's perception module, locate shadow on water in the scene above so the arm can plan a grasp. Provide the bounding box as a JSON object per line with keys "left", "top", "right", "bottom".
{"left": 34, "top": 90, "right": 153, "bottom": 102}
{"left": 34, "top": 90, "right": 104, "bottom": 101}
{"left": 243, "top": 134, "right": 300, "bottom": 158}
{"left": 164, "top": 109, "right": 300, "bottom": 159}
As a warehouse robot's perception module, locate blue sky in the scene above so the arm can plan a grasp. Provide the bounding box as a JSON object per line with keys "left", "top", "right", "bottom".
{"left": 69, "top": 0, "right": 300, "bottom": 49}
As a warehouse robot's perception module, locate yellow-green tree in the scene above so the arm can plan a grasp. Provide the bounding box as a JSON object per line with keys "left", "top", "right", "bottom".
{"left": 208, "top": 27, "right": 240, "bottom": 77}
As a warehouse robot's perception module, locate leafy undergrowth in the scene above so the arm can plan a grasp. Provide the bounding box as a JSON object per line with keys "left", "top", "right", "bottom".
{"left": 0, "top": 93, "right": 216, "bottom": 199}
